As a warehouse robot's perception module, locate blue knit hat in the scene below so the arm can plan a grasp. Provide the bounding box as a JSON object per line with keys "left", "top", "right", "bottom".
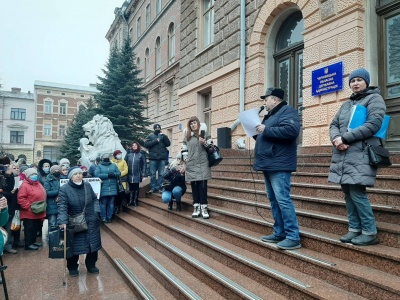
{"left": 348, "top": 68, "right": 370, "bottom": 87}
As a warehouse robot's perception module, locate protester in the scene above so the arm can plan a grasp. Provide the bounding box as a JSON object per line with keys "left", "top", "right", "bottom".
{"left": 17, "top": 168, "right": 47, "bottom": 250}
{"left": 181, "top": 117, "right": 211, "bottom": 219}
{"left": 80, "top": 165, "right": 91, "bottom": 178}
{"left": 95, "top": 154, "right": 120, "bottom": 223}
{"left": 60, "top": 165, "right": 69, "bottom": 179}
{"left": 88, "top": 157, "right": 101, "bottom": 177}
{"left": 37, "top": 158, "right": 52, "bottom": 186}
{"left": 254, "top": 87, "right": 301, "bottom": 250}
{"left": 161, "top": 153, "right": 186, "bottom": 211}
{"left": 144, "top": 124, "right": 171, "bottom": 194}
{"left": 57, "top": 167, "right": 101, "bottom": 277}
{"left": 111, "top": 150, "right": 128, "bottom": 214}
{"left": 59, "top": 158, "right": 70, "bottom": 169}
{"left": 0, "top": 196, "right": 9, "bottom": 255}
{"left": 328, "top": 68, "right": 385, "bottom": 246}
{"left": 44, "top": 165, "right": 61, "bottom": 231}
{"left": 125, "top": 142, "right": 146, "bottom": 206}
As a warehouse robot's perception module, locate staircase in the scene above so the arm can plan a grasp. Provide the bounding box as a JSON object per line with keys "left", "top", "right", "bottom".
{"left": 101, "top": 147, "right": 400, "bottom": 299}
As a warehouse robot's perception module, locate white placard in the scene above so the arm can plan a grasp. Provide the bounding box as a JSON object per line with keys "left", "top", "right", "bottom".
{"left": 239, "top": 107, "right": 262, "bottom": 137}
{"left": 60, "top": 177, "right": 101, "bottom": 199}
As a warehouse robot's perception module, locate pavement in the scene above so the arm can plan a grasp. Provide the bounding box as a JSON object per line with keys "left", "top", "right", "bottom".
{"left": 0, "top": 221, "right": 137, "bottom": 300}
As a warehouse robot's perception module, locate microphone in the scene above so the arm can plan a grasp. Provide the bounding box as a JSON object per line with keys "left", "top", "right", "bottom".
{"left": 258, "top": 105, "right": 265, "bottom": 114}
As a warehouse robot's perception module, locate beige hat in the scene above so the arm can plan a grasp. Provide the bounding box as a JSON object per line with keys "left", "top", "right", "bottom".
{"left": 25, "top": 168, "right": 37, "bottom": 178}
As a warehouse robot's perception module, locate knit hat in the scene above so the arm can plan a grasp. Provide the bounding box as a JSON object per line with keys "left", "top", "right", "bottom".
{"left": 19, "top": 165, "right": 29, "bottom": 173}
{"left": 348, "top": 68, "right": 370, "bottom": 87}
{"left": 80, "top": 165, "right": 88, "bottom": 171}
{"left": 68, "top": 166, "right": 82, "bottom": 179}
{"left": 153, "top": 124, "right": 161, "bottom": 130}
{"left": 59, "top": 158, "right": 70, "bottom": 166}
{"left": 25, "top": 168, "right": 37, "bottom": 178}
{"left": 50, "top": 165, "right": 61, "bottom": 174}
{"left": 260, "top": 87, "right": 285, "bottom": 100}
{"left": 113, "top": 150, "right": 122, "bottom": 157}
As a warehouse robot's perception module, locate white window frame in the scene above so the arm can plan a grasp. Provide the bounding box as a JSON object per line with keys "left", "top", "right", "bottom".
{"left": 168, "top": 23, "right": 175, "bottom": 65}
{"left": 146, "top": 4, "right": 151, "bottom": 28}
{"left": 156, "top": 0, "right": 162, "bottom": 15}
{"left": 145, "top": 48, "right": 150, "bottom": 81}
{"left": 44, "top": 100, "right": 53, "bottom": 114}
{"left": 202, "top": 0, "right": 215, "bottom": 48}
{"left": 137, "top": 17, "right": 141, "bottom": 39}
{"left": 44, "top": 124, "right": 52, "bottom": 136}
{"left": 59, "top": 101, "right": 67, "bottom": 115}
{"left": 155, "top": 37, "right": 161, "bottom": 73}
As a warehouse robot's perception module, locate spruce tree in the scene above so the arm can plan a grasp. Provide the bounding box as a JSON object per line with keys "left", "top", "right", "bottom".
{"left": 95, "top": 38, "right": 150, "bottom": 145}
{"left": 59, "top": 98, "right": 96, "bottom": 165}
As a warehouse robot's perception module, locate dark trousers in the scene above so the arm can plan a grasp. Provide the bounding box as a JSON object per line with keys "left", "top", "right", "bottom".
{"left": 23, "top": 219, "right": 41, "bottom": 247}
{"left": 114, "top": 193, "right": 125, "bottom": 208}
{"left": 67, "top": 251, "right": 98, "bottom": 271}
{"left": 190, "top": 180, "right": 208, "bottom": 205}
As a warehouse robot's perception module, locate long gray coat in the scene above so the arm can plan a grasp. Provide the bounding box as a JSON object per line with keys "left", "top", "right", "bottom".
{"left": 57, "top": 181, "right": 101, "bottom": 255}
{"left": 184, "top": 135, "right": 211, "bottom": 182}
{"left": 328, "top": 87, "right": 386, "bottom": 187}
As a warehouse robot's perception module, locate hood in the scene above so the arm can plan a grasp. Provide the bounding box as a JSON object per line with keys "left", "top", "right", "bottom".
{"left": 38, "top": 158, "right": 53, "bottom": 176}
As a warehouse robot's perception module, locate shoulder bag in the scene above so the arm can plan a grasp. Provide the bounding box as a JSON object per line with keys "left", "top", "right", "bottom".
{"left": 365, "top": 140, "right": 392, "bottom": 168}
{"left": 68, "top": 184, "right": 88, "bottom": 232}
{"left": 30, "top": 185, "right": 47, "bottom": 214}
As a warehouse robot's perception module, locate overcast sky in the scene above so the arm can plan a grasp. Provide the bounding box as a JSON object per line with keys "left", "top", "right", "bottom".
{"left": 0, "top": 0, "right": 124, "bottom": 93}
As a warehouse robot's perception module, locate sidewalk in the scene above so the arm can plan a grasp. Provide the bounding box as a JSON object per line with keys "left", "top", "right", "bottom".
{"left": 1, "top": 222, "right": 136, "bottom": 300}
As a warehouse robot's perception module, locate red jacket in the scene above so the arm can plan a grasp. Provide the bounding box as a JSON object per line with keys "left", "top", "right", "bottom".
{"left": 17, "top": 179, "right": 47, "bottom": 220}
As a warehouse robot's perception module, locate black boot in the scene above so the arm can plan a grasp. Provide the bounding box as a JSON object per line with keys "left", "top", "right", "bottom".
{"left": 115, "top": 206, "right": 120, "bottom": 214}
{"left": 176, "top": 201, "right": 182, "bottom": 211}
{"left": 133, "top": 191, "right": 139, "bottom": 207}
{"left": 168, "top": 201, "right": 173, "bottom": 210}
{"left": 128, "top": 192, "right": 134, "bottom": 206}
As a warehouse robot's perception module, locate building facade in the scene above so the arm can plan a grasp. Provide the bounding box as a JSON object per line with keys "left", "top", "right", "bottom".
{"left": 109, "top": 0, "right": 400, "bottom": 153}
{"left": 34, "top": 80, "right": 98, "bottom": 163}
{"left": 0, "top": 87, "right": 35, "bottom": 162}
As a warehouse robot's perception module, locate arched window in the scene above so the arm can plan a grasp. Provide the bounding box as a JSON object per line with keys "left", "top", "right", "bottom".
{"left": 168, "top": 23, "right": 175, "bottom": 65}
{"left": 136, "top": 57, "right": 140, "bottom": 68}
{"left": 145, "top": 48, "right": 150, "bottom": 81}
{"left": 155, "top": 37, "right": 161, "bottom": 73}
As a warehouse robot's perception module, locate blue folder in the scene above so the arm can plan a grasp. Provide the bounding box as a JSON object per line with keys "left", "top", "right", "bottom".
{"left": 348, "top": 104, "right": 391, "bottom": 139}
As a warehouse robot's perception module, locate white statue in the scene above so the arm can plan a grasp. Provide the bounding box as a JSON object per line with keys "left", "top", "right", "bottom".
{"left": 79, "top": 114, "right": 126, "bottom": 167}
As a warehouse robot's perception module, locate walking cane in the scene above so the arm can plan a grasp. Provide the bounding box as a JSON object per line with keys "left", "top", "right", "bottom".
{"left": 63, "top": 225, "right": 66, "bottom": 286}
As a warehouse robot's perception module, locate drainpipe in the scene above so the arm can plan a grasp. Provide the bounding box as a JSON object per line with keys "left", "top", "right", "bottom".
{"left": 230, "top": 0, "right": 246, "bottom": 132}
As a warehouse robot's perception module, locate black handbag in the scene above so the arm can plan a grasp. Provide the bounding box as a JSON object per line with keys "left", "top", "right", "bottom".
{"left": 117, "top": 176, "right": 125, "bottom": 194}
{"left": 365, "top": 141, "right": 392, "bottom": 168}
{"left": 48, "top": 225, "right": 74, "bottom": 259}
{"left": 207, "top": 145, "right": 223, "bottom": 167}
{"left": 68, "top": 184, "right": 88, "bottom": 232}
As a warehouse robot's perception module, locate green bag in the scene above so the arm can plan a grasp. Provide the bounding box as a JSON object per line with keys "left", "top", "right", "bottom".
{"left": 31, "top": 201, "right": 47, "bottom": 214}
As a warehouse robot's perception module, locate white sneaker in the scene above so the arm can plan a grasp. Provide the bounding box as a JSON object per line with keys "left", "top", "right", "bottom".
{"left": 192, "top": 204, "right": 201, "bottom": 218}
{"left": 201, "top": 204, "right": 209, "bottom": 219}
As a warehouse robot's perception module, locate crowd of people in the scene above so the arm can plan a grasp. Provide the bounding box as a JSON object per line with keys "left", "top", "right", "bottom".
{"left": 0, "top": 67, "right": 385, "bottom": 280}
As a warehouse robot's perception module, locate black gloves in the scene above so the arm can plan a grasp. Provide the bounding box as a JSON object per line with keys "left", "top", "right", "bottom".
{"left": 108, "top": 172, "right": 116, "bottom": 178}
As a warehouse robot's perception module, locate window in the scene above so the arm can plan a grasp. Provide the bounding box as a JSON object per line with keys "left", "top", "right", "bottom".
{"left": 167, "top": 81, "right": 174, "bottom": 111}
{"left": 59, "top": 102, "right": 67, "bottom": 115}
{"left": 155, "top": 37, "right": 161, "bottom": 73}
{"left": 137, "top": 17, "right": 141, "bottom": 39}
{"left": 145, "top": 48, "right": 150, "bottom": 81}
{"left": 61, "top": 92, "right": 65, "bottom": 95}
{"left": 44, "top": 101, "right": 53, "bottom": 114}
{"left": 168, "top": 23, "right": 176, "bottom": 65}
{"left": 43, "top": 146, "right": 60, "bottom": 162}
{"left": 146, "top": 4, "right": 151, "bottom": 28}
{"left": 203, "top": 0, "right": 215, "bottom": 48}
{"left": 129, "top": 27, "right": 133, "bottom": 45}
{"left": 59, "top": 125, "right": 66, "bottom": 137}
{"left": 136, "top": 57, "right": 140, "bottom": 67}
{"left": 44, "top": 124, "right": 52, "bottom": 136}
{"left": 10, "top": 131, "right": 24, "bottom": 144}
{"left": 47, "top": 91, "right": 51, "bottom": 94}
{"left": 154, "top": 89, "right": 160, "bottom": 116}
{"left": 80, "top": 95, "right": 84, "bottom": 98}
{"left": 203, "top": 93, "right": 212, "bottom": 135}
{"left": 10, "top": 108, "right": 26, "bottom": 120}
{"left": 156, "top": 0, "right": 162, "bottom": 15}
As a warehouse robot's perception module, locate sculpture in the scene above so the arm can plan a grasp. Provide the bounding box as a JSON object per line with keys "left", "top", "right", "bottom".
{"left": 79, "top": 114, "right": 126, "bottom": 167}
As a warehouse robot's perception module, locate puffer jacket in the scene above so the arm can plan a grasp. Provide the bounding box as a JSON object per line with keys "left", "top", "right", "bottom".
{"left": 0, "top": 208, "right": 9, "bottom": 255}
{"left": 111, "top": 157, "right": 128, "bottom": 188}
{"left": 328, "top": 87, "right": 386, "bottom": 187}
{"left": 125, "top": 151, "right": 146, "bottom": 183}
{"left": 144, "top": 132, "right": 171, "bottom": 160}
{"left": 57, "top": 181, "right": 101, "bottom": 255}
{"left": 37, "top": 158, "right": 52, "bottom": 186}
{"left": 95, "top": 162, "right": 120, "bottom": 197}
{"left": 44, "top": 173, "right": 60, "bottom": 215}
{"left": 253, "top": 102, "right": 300, "bottom": 172}
{"left": 17, "top": 179, "right": 47, "bottom": 220}
{"left": 163, "top": 165, "right": 187, "bottom": 194}
{"left": 184, "top": 135, "right": 211, "bottom": 182}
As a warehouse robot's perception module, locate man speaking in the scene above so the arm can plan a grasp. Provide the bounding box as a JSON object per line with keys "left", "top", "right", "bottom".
{"left": 254, "top": 87, "right": 301, "bottom": 250}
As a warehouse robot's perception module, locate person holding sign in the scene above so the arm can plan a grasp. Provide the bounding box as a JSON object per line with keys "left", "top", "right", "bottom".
{"left": 328, "top": 68, "right": 386, "bottom": 246}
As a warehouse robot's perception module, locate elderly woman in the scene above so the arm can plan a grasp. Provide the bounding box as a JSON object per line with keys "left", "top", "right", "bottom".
{"left": 328, "top": 68, "right": 386, "bottom": 246}
{"left": 44, "top": 165, "right": 61, "bottom": 231}
{"left": 17, "top": 168, "right": 47, "bottom": 250}
{"left": 125, "top": 142, "right": 146, "bottom": 207}
{"left": 57, "top": 167, "right": 101, "bottom": 277}
{"left": 111, "top": 150, "right": 128, "bottom": 214}
{"left": 181, "top": 116, "right": 211, "bottom": 219}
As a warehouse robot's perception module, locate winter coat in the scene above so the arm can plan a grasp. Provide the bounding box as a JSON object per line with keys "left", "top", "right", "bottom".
{"left": 0, "top": 208, "right": 9, "bottom": 255}
{"left": 184, "top": 135, "right": 211, "bottom": 182}
{"left": 328, "top": 87, "right": 386, "bottom": 187}
{"left": 144, "top": 132, "right": 171, "bottom": 160}
{"left": 95, "top": 162, "right": 120, "bottom": 197}
{"left": 17, "top": 179, "right": 47, "bottom": 220}
{"left": 125, "top": 151, "right": 146, "bottom": 184}
{"left": 44, "top": 174, "right": 60, "bottom": 215}
{"left": 37, "top": 158, "right": 52, "bottom": 186}
{"left": 57, "top": 180, "right": 101, "bottom": 255}
{"left": 111, "top": 157, "right": 128, "bottom": 189}
{"left": 163, "top": 165, "right": 187, "bottom": 194}
{"left": 3, "top": 174, "right": 19, "bottom": 215}
{"left": 253, "top": 102, "right": 300, "bottom": 172}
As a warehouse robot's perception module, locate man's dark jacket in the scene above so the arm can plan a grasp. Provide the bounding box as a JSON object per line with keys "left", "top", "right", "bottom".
{"left": 144, "top": 132, "right": 171, "bottom": 160}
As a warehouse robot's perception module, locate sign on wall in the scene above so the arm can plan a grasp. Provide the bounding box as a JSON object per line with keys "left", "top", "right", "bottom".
{"left": 60, "top": 177, "right": 101, "bottom": 199}
{"left": 312, "top": 62, "right": 343, "bottom": 96}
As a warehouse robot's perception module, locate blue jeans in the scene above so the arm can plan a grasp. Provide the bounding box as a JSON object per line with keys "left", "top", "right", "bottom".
{"left": 149, "top": 160, "right": 166, "bottom": 191}
{"left": 100, "top": 195, "right": 115, "bottom": 220}
{"left": 161, "top": 186, "right": 183, "bottom": 203}
{"left": 341, "top": 184, "right": 377, "bottom": 235}
{"left": 47, "top": 214, "right": 58, "bottom": 230}
{"left": 263, "top": 171, "right": 300, "bottom": 241}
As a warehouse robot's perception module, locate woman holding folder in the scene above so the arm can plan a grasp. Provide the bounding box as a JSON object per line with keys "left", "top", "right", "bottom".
{"left": 328, "top": 68, "right": 386, "bottom": 246}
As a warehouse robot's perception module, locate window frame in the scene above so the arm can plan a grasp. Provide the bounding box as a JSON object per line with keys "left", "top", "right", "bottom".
{"left": 145, "top": 48, "right": 150, "bottom": 81}
{"left": 168, "top": 23, "right": 176, "bottom": 65}
{"left": 44, "top": 100, "right": 53, "bottom": 114}
{"left": 156, "top": 0, "right": 162, "bottom": 15}
{"left": 59, "top": 124, "right": 66, "bottom": 137}
{"left": 154, "top": 88, "right": 160, "bottom": 117}
{"left": 137, "top": 17, "right": 141, "bottom": 39}
{"left": 59, "top": 102, "right": 67, "bottom": 115}
{"left": 10, "top": 108, "right": 26, "bottom": 120}
{"left": 155, "top": 37, "right": 161, "bottom": 73}
{"left": 44, "top": 124, "right": 52, "bottom": 136}
{"left": 167, "top": 80, "right": 174, "bottom": 111}
{"left": 10, "top": 130, "right": 24, "bottom": 144}
{"left": 146, "top": 4, "right": 151, "bottom": 28}
{"left": 202, "top": 0, "right": 215, "bottom": 49}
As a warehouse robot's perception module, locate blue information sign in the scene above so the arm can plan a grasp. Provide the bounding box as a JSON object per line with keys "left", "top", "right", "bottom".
{"left": 312, "top": 62, "right": 343, "bottom": 96}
